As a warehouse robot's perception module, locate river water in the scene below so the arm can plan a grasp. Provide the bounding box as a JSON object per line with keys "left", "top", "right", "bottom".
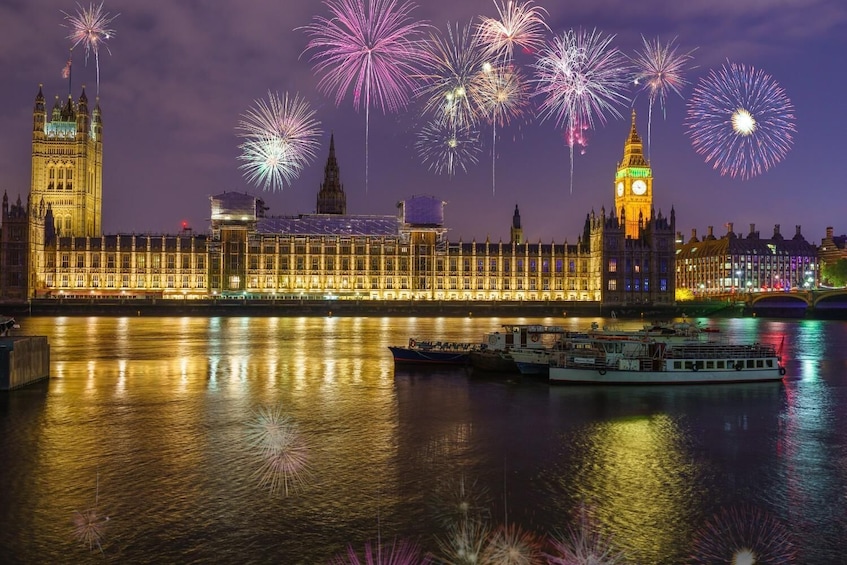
{"left": 0, "top": 315, "right": 845, "bottom": 564}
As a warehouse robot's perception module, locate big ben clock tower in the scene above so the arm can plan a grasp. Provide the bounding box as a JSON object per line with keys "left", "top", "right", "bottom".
{"left": 614, "top": 110, "right": 652, "bottom": 239}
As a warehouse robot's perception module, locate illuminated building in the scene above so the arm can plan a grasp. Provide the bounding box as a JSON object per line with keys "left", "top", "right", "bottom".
{"left": 3, "top": 88, "right": 676, "bottom": 306}
{"left": 30, "top": 86, "right": 103, "bottom": 238}
{"left": 675, "top": 223, "right": 818, "bottom": 294}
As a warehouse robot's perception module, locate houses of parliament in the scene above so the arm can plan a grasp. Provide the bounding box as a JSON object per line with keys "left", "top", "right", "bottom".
{"left": 0, "top": 86, "right": 677, "bottom": 306}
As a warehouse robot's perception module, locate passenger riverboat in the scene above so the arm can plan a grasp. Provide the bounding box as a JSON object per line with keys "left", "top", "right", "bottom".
{"left": 388, "top": 338, "right": 479, "bottom": 366}
{"left": 549, "top": 337, "right": 786, "bottom": 385}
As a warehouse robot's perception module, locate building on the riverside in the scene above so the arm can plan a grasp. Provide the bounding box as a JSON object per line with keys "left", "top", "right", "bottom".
{"left": 2, "top": 87, "right": 677, "bottom": 306}
{"left": 819, "top": 226, "right": 847, "bottom": 268}
{"left": 675, "top": 223, "right": 818, "bottom": 295}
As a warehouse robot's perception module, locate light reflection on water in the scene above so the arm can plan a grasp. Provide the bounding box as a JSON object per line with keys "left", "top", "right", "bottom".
{"left": 0, "top": 315, "right": 845, "bottom": 563}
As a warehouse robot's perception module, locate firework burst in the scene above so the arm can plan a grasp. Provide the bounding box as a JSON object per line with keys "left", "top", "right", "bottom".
{"left": 417, "top": 22, "right": 488, "bottom": 131}
{"left": 689, "top": 505, "right": 797, "bottom": 563}
{"left": 476, "top": 0, "right": 550, "bottom": 64}
{"left": 62, "top": 1, "right": 118, "bottom": 95}
{"left": 435, "top": 518, "right": 490, "bottom": 565}
{"left": 247, "top": 405, "right": 312, "bottom": 496}
{"left": 236, "top": 91, "right": 322, "bottom": 192}
{"left": 71, "top": 473, "right": 110, "bottom": 554}
{"left": 329, "top": 538, "right": 433, "bottom": 564}
{"left": 475, "top": 63, "right": 530, "bottom": 193}
{"left": 428, "top": 474, "right": 493, "bottom": 526}
{"left": 301, "top": 0, "right": 429, "bottom": 192}
{"left": 685, "top": 61, "right": 796, "bottom": 180}
{"left": 479, "top": 522, "right": 544, "bottom": 564}
{"left": 533, "top": 28, "right": 631, "bottom": 192}
{"left": 415, "top": 118, "right": 481, "bottom": 177}
{"left": 631, "top": 35, "right": 696, "bottom": 159}
{"left": 545, "top": 504, "right": 627, "bottom": 565}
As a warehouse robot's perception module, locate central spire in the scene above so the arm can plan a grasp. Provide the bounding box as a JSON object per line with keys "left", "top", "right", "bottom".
{"left": 620, "top": 109, "right": 648, "bottom": 168}
{"left": 316, "top": 133, "right": 347, "bottom": 215}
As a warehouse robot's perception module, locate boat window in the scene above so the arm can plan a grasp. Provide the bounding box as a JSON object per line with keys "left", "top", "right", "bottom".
{"left": 747, "top": 360, "right": 754, "bottom": 369}
{"left": 684, "top": 361, "right": 693, "bottom": 370}
{"left": 756, "top": 360, "right": 764, "bottom": 368}
{"left": 766, "top": 360, "right": 773, "bottom": 367}
{"left": 717, "top": 361, "right": 724, "bottom": 369}
{"left": 674, "top": 361, "right": 682, "bottom": 370}
{"left": 706, "top": 361, "right": 714, "bottom": 369}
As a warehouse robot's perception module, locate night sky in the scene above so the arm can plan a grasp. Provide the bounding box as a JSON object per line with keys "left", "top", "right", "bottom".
{"left": 1, "top": 1, "right": 845, "bottom": 244}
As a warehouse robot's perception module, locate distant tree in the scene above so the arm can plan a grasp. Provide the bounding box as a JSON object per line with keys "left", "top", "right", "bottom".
{"left": 821, "top": 259, "right": 847, "bottom": 287}
{"left": 675, "top": 287, "right": 695, "bottom": 301}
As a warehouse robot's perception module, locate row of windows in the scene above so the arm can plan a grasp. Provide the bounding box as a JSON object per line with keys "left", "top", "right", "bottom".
{"left": 47, "top": 274, "right": 206, "bottom": 290}
{"left": 607, "top": 278, "right": 669, "bottom": 292}
{"left": 53, "top": 254, "right": 207, "bottom": 270}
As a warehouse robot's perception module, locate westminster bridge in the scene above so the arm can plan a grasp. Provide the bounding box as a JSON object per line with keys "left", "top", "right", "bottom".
{"left": 709, "top": 288, "right": 847, "bottom": 317}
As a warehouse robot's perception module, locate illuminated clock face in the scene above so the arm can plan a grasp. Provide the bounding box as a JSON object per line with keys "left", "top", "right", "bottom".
{"left": 616, "top": 182, "right": 624, "bottom": 197}
{"left": 632, "top": 180, "right": 647, "bottom": 195}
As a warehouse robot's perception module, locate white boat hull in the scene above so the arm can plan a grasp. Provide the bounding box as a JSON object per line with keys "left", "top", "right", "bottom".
{"left": 549, "top": 364, "right": 784, "bottom": 385}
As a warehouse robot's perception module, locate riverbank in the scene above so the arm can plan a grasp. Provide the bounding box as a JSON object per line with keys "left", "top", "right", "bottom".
{"left": 0, "top": 298, "right": 744, "bottom": 319}
{"left": 3, "top": 297, "right": 842, "bottom": 319}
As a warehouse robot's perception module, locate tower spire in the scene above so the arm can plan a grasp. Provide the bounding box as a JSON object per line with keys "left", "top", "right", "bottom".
{"left": 316, "top": 133, "right": 346, "bottom": 215}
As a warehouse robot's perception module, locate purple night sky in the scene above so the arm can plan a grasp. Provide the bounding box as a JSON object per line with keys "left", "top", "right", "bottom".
{"left": 1, "top": 1, "right": 845, "bottom": 244}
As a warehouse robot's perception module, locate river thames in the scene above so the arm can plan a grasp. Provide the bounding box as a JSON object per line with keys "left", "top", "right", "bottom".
{"left": 0, "top": 315, "right": 845, "bottom": 563}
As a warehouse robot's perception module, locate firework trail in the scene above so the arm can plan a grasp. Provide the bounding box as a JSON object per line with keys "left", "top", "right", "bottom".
{"left": 416, "top": 118, "right": 481, "bottom": 177}
{"left": 685, "top": 61, "right": 795, "bottom": 180}
{"left": 689, "top": 505, "right": 797, "bottom": 563}
{"left": 417, "top": 22, "right": 488, "bottom": 132}
{"left": 62, "top": 1, "right": 118, "bottom": 96}
{"left": 329, "top": 538, "right": 433, "bottom": 564}
{"left": 246, "top": 405, "right": 311, "bottom": 496}
{"left": 533, "top": 28, "right": 631, "bottom": 193}
{"left": 475, "top": 63, "right": 530, "bottom": 193}
{"left": 545, "top": 504, "right": 627, "bottom": 565}
{"left": 476, "top": 0, "right": 549, "bottom": 65}
{"left": 301, "top": 0, "right": 428, "bottom": 193}
{"left": 71, "top": 472, "right": 110, "bottom": 554}
{"left": 631, "top": 35, "right": 696, "bottom": 160}
{"left": 236, "top": 91, "right": 322, "bottom": 193}
{"left": 479, "top": 522, "right": 544, "bottom": 564}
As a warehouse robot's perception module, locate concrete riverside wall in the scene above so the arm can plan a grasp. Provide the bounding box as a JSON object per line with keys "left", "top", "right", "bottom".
{"left": 0, "top": 336, "right": 51, "bottom": 390}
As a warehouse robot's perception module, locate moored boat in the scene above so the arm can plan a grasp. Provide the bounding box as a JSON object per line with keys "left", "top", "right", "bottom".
{"left": 469, "top": 324, "right": 571, "bottom": 374}
{"left": 389, "top": 338, "right": 478, "bottom": 366}
{"left": 549, "top": 336, "right": 786, "bottom": 385}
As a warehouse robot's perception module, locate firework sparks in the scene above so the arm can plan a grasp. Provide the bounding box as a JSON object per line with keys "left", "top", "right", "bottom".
{"left": 301, "top": 0, "right": 428, "bottom": 192}
{"left": 476, "top": 0, "right": 549, "bottom": 64}
{"left": 545, "top": 504, "right": 627, "bottom": 565}
{"left": 475, "top": 63, "right": 530, "bottom": 193}
{"left": 480, "top": 522, "right": 543, "bottom": 564}
{"left": 685, "top": 61, "right": 796, "bottom": 180}
{"left": 62, "top": 2, "right": 118, "bottom": 95}
{"left": 236, "top": 91, "right": 322, "bottom": 193}
{"left": 247, "top": 405, "right": 312, "bottom": 496}
{"left": 71, "top": 473, "right": 109, "bottom": 554}
{"left": 416, "top": 118, "right": 481, "bottom": 177}
{"left": 533, "top": 28, "right": 631, "bottom": 192}
{"left": 417, "top": 22, "right": 488, "bottom": 131}
{"left": 435, "top": 518, "right": 490, "bottom": 565}
{"left": 689, "top": 505, "right": 797, "bottom": 563}
{"left": 631, "top": 35, "right": 696, "bottom": 159}
{"left": 428, "top": 474, "right": 493, "bottom": 526}
{"left": 330, "top": 538, "right": 433, "bottom": 564}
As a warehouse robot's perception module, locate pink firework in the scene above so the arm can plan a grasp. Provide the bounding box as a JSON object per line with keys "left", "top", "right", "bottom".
{"left": 545, "top": 504, "right": 627, "bottom": 565}
{"left": 62, "top": 2, "right": 118, "bottom": 95}
{"left": 329, "top": 538, "right": 433, "bottom": 564}
{"left": 533, "top": 28, "right": 631, "bottom": 192}
{"left": 631, "top": 35, "right": 696, "bottom": 159}
{"left": 301, "top": 0, "right": 429, "bottom": 192}
{"left": 476, "top": 0, "right": 550, "bottom": 63}
{"left": 71, "top": 472, "right": 110, "bottom": 554}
